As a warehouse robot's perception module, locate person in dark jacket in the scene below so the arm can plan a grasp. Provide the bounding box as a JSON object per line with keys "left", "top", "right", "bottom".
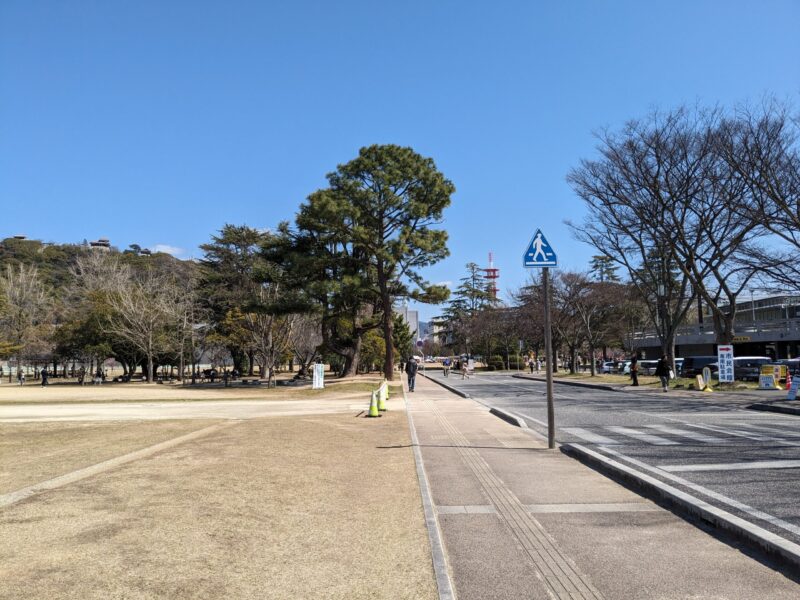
{"left": 654, "top": 354, "right": 671, "bottom": 392}
{"left": 630, "top": 355, "right": 639, "bottom": 387}
{"left": 405, "top": 357, "right": 418, "bottom": 392}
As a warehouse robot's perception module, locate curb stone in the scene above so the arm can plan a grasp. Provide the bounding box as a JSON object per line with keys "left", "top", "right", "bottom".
{"left": 748, "top": 402, "right": 800, "bottom": 416}
{"left": 489, "top": 407, "right": 527, "bottom": 428}
{"left": 561, "top": 443, "right": 800, "bottom": 572}
{"left": 419, "top": 372, "right": 470, "bottom": 398}
{"left": 511, "top": 374, "right": 621, "bottom": 392}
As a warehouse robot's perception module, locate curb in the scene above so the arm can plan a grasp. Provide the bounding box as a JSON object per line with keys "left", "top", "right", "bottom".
{"left": 748, "top": 402, "right": 800, "bottom": 416}
{"left": 420, "top": 372, "right": 470, "bottom": 398}
{"left": 511, "top": 373, "right": 621, "bottom": 392}
{"left": 402, "top": 386, "right": 456, "bottom": 600}
{"left": 489, "top": 407, "right": 527, "bottom": 428}
{"left": 561, "top": 443, "right": 800, "bottom": 572}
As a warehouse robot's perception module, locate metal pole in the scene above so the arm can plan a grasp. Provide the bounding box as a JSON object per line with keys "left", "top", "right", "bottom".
{"left": 543, "top": 267, "right": 555, "bottom": 449}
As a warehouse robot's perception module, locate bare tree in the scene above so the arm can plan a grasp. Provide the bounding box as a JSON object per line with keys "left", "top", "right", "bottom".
{"left": 568, "top": 107, "right": 761, "bottom": 354}
{"left": 717, "top": 103, "right": 800, "bottom": 291}
{"left": 289, "top": 313, "right": 323, "bottom": 378}
{"left": 0, "top": 264, "right": 51, "bottom": 375}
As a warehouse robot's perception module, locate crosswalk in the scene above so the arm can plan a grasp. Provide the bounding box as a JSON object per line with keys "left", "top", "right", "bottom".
{"left": 563, "top": 422, "right": 800, "bottom": 447}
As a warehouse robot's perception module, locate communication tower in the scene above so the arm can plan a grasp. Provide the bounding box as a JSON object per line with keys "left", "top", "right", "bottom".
{"left": 483, "top": 252, "right": 500, "bottom": 300}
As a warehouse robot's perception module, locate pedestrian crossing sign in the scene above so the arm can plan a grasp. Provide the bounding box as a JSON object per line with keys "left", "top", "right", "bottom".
{"left": 523, "top": 229, "right": 558, "bottom": 268}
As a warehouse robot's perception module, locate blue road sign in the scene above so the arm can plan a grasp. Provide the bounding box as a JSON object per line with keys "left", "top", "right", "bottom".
{"left": 523, "top": 229, "right": 558, "bottom": 267}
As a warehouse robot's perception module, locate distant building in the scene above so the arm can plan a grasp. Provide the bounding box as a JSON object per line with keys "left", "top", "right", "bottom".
{"left": 396, "top": 305, "right": 419, "bottom": 340}
{"left": 89, "top": 238, "right": 111, "bottom": 250}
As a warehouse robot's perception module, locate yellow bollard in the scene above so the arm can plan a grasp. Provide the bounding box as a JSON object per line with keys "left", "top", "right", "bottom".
{"left": 368, "top": 391, "right": 380, "bottom": 417}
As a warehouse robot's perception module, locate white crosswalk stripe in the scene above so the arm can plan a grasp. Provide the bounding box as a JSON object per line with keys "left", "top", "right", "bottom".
{"left": 643, "top": 424, "right": 725, "bottom": 444}
{"left": 735, "top": 423, "right": 800, "bottom": 438}
{"left": 606, "top": 426, "right": 679, "bottom": 445}
{"left": 562, "top": 427, "right": 617, "bottom": 445}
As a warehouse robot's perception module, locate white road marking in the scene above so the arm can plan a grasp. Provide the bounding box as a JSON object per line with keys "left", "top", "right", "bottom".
{"left": 606, "top": 426, "right": 679, "bottom": 445}
{"left": 562, "top": 427, "right": 617, "bottom": 444}
{"left": 659, "top": 460, "right": 800, "bottom": 472}
{"left": 687, "top": 423, "right": 800, "bottom": 446}
{"left": 597, "top": 446, "right": 800, "bottom": 538}
{"left": 644, "top": 424, "right": 725, "bottom": 444}
{"left": 737, "top": 423, "right": 800, "bottom": 438}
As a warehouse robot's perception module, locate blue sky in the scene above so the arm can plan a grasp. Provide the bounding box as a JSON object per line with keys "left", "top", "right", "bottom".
{"left": 2, "top": 1, "right": 799, "bottom": 321}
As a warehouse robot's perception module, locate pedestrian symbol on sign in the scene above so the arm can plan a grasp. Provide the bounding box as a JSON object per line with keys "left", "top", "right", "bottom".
{"left": 523, "top": 229, "right": 558, "bottom": 268}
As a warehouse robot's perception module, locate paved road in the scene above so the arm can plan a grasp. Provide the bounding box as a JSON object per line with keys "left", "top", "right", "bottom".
{"left": 427, "top": 371, "right": 800, "bottom": 552}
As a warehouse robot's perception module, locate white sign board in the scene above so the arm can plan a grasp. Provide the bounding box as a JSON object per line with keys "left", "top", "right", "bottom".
{"left": 717, "top": 345, "right": 734, "bottom": 383}
{"left": 312, "top": 363, "right": 325, "bottom": 389}
{"left": 788, "top": 377, "right": 800, "bottom": 401}
{"left": 759, "top": 374, "right": 777, "bottom": 390}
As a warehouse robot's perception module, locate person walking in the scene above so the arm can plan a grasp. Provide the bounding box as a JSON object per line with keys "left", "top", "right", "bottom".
{"left": 443, "top": 357, "right": 451, "bottom": 377}
{"left": 655, "top": 354, "right": 671, "bottom": 392}
{"left": 630, "top": 355, "right": 639, "bottom": 387}
{"left": 461, "top": 358, "right": 470, "bottom": 379}
{"left": 405, "top": 356, "right": 418, "bottom": 392}
{"left": 529, "top": 358, "right": 535, "bottom": 374}
{"left": 17, "top": 370, "right": 25, "bottom": 386}
{"left": 41, "top": 368, "right": 49, "bottom": 387}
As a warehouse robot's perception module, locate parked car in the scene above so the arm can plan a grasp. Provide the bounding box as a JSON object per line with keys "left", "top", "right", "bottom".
{"left": 706, "top": 356, "right": 772, "bottom": 381}
{"left": 681, "top": 356, "right": 718, "bottom": 377}
{"left": 617, "top": 360, "right": 632, "bottom": 375}
{"left": 775, "top": 358, "right": 800, "bottom": 376}
{"left": 638, "top": 360, "right": 659, "bottom": 375}
{"left": 600, "top": 361, "right": 616, "bottom": 373}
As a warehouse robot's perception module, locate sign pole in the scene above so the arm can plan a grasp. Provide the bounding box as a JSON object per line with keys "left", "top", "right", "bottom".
{"left": 542, "top": 267, "right": 555, "bottom": 449}
{"left": 523, "top": 227, "right": 557, "bottom": 449}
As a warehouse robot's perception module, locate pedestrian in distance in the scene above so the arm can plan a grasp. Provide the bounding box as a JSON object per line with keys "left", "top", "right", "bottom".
{"left": 630, "top": 355, "right": 639, "bottom": 387}
{"left": 655, "top": 354, "right": 671, "bottom": 392}
{"left": 41, "top": 368, "right": 49, "bottom": 387}
{"left": 443, "top": 357, "right": 451, "bottom": 377}
{"left": 17, "top": 370, "right": 25, "bottom": 386}
{"left": 462, "top": 359, "right": 470, "bottom": 379}
{"left": 529, "top": 359, "right": 535, "bottom": 374}
{"left": 405, "top": 356, "right": 418, "bottom": 392}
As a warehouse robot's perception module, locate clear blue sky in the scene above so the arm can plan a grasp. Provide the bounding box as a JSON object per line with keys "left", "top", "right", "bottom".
{"left": 2, "top": 1, "right": 799, "bottom": 321}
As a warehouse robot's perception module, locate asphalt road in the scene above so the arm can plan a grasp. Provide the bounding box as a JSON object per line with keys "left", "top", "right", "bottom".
{"left": 426, "top": 371, "right": 800, "bottom": 552}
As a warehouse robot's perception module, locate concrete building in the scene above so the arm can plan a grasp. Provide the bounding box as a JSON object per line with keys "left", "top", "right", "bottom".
{"left": 636, "top": 294, "right": 800, "bottom": 359}
{"left": 396, "top": 305, "right": 419, "bottom": 340}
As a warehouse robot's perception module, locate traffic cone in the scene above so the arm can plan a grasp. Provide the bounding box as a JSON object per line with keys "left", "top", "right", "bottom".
{"left": 368, "top": 391, "right": 380, "bottom": 417}
{"left": 378, "top": 384, "right": 387, "bottom": 411}
{"left": 786, "top": 370, "right": 792, "bottom": 389}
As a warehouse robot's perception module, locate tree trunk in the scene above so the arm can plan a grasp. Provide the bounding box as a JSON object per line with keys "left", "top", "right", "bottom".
{"left": 147, "top": 355, "right": 154, "bottom": 383}
{"left": 378, "top": 266, "right": 395, "bottom": 381}
{"left": 589, "top": 343, "right": 596, "bottom": 376}
{"left": 342, "top": 335, "right": 362, "bottom": 377}
{"left": 248, "top": 349, "right": 255, "bottom": 376}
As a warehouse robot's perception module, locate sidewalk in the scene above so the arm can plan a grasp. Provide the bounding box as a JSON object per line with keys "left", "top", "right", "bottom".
{"left": 407, "top": 376, "right": 799, "bottom": 599}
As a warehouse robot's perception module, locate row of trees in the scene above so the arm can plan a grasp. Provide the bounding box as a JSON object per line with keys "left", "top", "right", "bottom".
{"left": 568, "top": 101, "right": 800, "bottom": 358}
{"left": 433, "top": 259, "right": 646, "bottom": 374}
{"left": 0, "top": 145, "right": 453, "bottom": 382}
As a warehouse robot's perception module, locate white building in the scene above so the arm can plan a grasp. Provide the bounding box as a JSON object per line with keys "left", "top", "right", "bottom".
{"left": 396, "top": 305, "right": 419, "bottom": 340}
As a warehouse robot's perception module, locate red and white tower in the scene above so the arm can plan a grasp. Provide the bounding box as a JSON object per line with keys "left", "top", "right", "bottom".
{"left": 483, "top": 252, "right": 500, "bottom": 300}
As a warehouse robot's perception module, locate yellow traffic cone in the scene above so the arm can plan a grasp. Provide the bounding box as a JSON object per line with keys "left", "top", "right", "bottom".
{"left": 378, "top": 385, "right": 387, "bottom": 411}
{"left": 368, "top": 391, "right": 380, "bottom": 417}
